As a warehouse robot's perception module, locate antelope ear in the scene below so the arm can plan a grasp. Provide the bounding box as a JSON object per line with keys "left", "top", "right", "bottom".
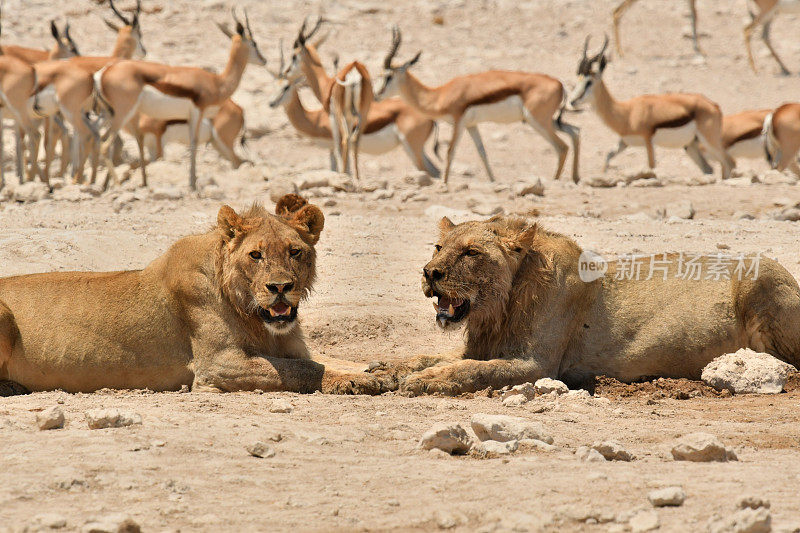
{"left": 217, "top": 204, "right": 243, "bottom": 240}
{"left": 236, "top": 21, "right": 245, "bottom": 36}
{"left": 438, "top": 216, "right": 455, "bottom": 234}
{"left": 103, "top": 18, "right": 120, "bottom": 33}
{"left": 599, "top": 55, "right": 608, "bottom": 72}
{"left": 50, "top": 20, "right": 59, "bottom": 40}
{"left": 216, "top": 22, "right": 233, "bottom": 38}
{"left": 407, "top": 50, "right": 422, "bottom": 67}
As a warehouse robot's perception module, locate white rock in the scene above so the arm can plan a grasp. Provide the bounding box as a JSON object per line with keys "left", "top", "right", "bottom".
{"left": 200, "top": 184, "right": 224, "bottom": 200}
{"left": 370, "top": 189, "right": 394, "bottom": 201}
{"left": 151, "top": 187, "right": 183, "bottom": 201}
{"left": 738, "top": 496, "right": 770, "bottom": 510}
{"left": 534, "top": 378, "right": 569, "bottom": 395}
{"left": 328, "top": 174, "right": 357, "bottom": 192}
{"left": 502, "top": 394, "right": 528, "bottom": 407}
{"left": 269, "top": 399, "right": 293, "bottom": 413}
{"left": 53, "top": 184, "right": 93, "bottom": 202}
{"left": 323, "top": 198, "right": 337, "bottom": 207}
{"left": 629, "top": 510, "right": 660, "bottom": 532}
{"left": 701, "top": 348, "right": 797, "bottom": 394}
{"left": 419, "top": 423, "right": 473, "bottom": 455}
{"left": 471, "top": 414, "right": 553, "bottom": 444}
{"left": 404, "top": 171, "right": 433, "bottom": 187}
{"left": 519, "top": 438, "right": 557, "bottom": 452}
{"left": 576, "top": 445, "right": 606, "bottom": 462}
{"left": 82, "top": 514, "right": 140, "bottom": 533}
{"left": 32, "top": 513, "right": 68, "bottom": 529}
{"left": 112, "top": 192, "right": 136, "bottom": 213}
{"left": 471, "top": 203, "right": 504, "bottom": 216}
{"left": 269, "top": 180, "right": 299, "bottom": 203}
{"left": 708, "top": 507, "right": 771, "bottom": 533}
{"left": 36, "top": 406, "right": 65, "bottom": 430}
{"left": 585, "top": 175, "right": 621, "bottom": 188}
{"left": 500, "top": 382, "right": 536, "bottom": 401}
{"left": 592, "top": 440, "right": 633, "bottom": 461}
{"left": 657, "top": 201, "right": 695, "bottom": 220}
{"left": 648, "top": 486, "right": 686, "bottom": 507}
{"left": 671, "top": 433, "right": 737, "bottom": 462}
{"left": 13, "top": 182, "right": 50, "bottom": 202}
{"left": 472, "top": 439, "right": 518, "bottom": 455}
{"left": 361, "top": 179, "right": 388, "bottom": 192}
{"left": 293, "top": 170, "right": 333, "bottom": 190}
{"left": 85, "top": 408, "right": 142, "bottom": 430}
{"left": 246, "top": 441, "right": 276, "bottom": 458}
{"left": 513, "top": 178, "right": 545, "bottom": 197}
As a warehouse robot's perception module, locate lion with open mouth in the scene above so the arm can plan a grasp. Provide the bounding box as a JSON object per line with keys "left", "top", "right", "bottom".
{"left": 373, "top": 215, "right": 800, "bottom": 396}
{"left": 0, "top": 194, "right": 390, "bottom": 395}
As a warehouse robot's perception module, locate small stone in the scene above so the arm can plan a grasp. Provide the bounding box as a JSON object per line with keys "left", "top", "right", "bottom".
{"left": 246, "top": 441, "right": 275, "bottom": 458}
{"left": 738, "top": 496, "right": 770, "bottom": 510}
{"left": 716, "top": 243, "right": 730, "bottom": 250}
{"left": 36, "top": 406, "right": 65, "bottom": 430}
{"left": 404, "top": 171, "right": 433, "bottom": 187}
{"left": 502, "top": 394, "right": 528, "bottom": 407}
{"left": 701, "top": 348, "right": 797, "bottom": 394}
{"left": 269, "top": 180, "right": 299, "bottom": 203}
{"left": 424, "top": 204, "right": 471, "bottom": 220}
{"left": 200, "top": 184, "right": 224, "bottom": 200}
{"left": 323, "top": 198, "right": 337, "bottom": 207}
{"left": 472, "top": 439, "right": 518, "bottom": 456}
{"left": 370, "top": 189, "right": 394, "bottom": 200}
{"left": 151, "top": 187, "right": 183, "bottom": 201}
{"left": 629, "top": 510, "right": 660, "bottom": 532}
{"left": 179, "top": 384, "right": 190, "bottom": 393}
{"left": 576, "top": 446, "right": 606, "bottom": 462}
{"left": 518, "top": 439, "right": 557, "bottom": 452}
{"left": 82, "top": 514, "right": 140, "bottom": 533}
{"left": 470, "top": 203, "right": 504, "bottom": 216}
{"left": 470, "top": 413, "right": 553, "bottom": 444}
{"left": 534, "top": 378, "right": 569, "bottom": 395}
{"left": 12, "top": 182, "right": 50, "bottom": 202}
{"left": 671, "top": 432, "right": 737, "bottom": 462}
{"left": 151, "top": 440, "right": 167, "bottom": 447}
{"left": 112, "top": 192, "right": 136, "bottom": 213}
{"left": 656, "top": 200, "right": 695, "bottom": 220}
{"left": 500, "top": 382, "right": 536, "bottom": 401}
{"left": 419, "top": 423, "right": 473, "bottom": 455}
{"left": 708, "top": 507, "right": 771, "bottom": 533}
{"left": 85, "top": 408, "right": 142, "bottom": 430}
{"left": 269, "top": 399, "right": 293, "bottom": 413}
{"left": 592, "top": 440, "right": 633, "bottom": 461}
{"left": 624, "top": 169, "right": 657, "bottom": 183}
{"left": 648, "top": 486, "right": 686, "bottom": 507}
{"left": 293, "top": 170, "right": 332, "bottom": 190}
{"left": 513, "top": 178, "right": 545, "bottom": 197}
{"left": 32, "top": 513, "right": 68, "bottom": 529}
{"left": 734, "top": 211, "right": 755, "bottom": 220}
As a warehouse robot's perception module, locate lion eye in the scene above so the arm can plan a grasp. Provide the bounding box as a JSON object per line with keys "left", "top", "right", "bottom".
{"left": 289, "top": 248, "right": 302, "bottom": 258}
{"left": 249, "top": 251, "right": 262, "bottom": 260}
{"left": 465, "top": 249, "right": 480, "bottom": 257}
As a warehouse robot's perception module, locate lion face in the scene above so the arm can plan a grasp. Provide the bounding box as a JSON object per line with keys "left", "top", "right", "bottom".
{"left": 216, "top": 195, "right": 324, "bottom": 336}
{"left": 422, "top": 216, "right": 539, "bottom": 331}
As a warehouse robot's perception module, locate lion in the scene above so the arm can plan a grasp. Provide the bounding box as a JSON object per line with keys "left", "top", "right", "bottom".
{"left": 0, "top": 195, "right": 390, "bottom": 395}
{"left": 375, "top": 215, "right": 800, "bottom": 395}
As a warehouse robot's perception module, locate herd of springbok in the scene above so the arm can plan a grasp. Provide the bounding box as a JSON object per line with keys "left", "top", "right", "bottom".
{"left": 0, "top": 0, "right": 799, "bottom": 194}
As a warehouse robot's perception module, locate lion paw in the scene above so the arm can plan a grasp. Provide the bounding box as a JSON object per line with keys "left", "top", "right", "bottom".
{"left": 322, "top": 371, "right": 397, "bottom": 395}
{"left": 400, "top": 370, "right": 463, "bottom": 396}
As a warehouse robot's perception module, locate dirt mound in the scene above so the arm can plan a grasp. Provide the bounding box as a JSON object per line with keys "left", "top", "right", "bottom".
{"left": 593, "top": 375, "right": 723, "bottom": 400}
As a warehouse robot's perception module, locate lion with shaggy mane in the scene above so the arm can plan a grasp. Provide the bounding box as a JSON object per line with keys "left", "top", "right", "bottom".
{"left": 0, "top": 195, "right": 387, "bottom": 395}
{"left": 381, "top": 215, "right": 800, "bottom": 395}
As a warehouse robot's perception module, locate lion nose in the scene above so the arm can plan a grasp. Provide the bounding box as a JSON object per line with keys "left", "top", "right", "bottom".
{"left": 267, "top": 282, "right": 294, "bottom": 294}
{"left": 424, "top": 267, "right": 444, "bottom": 282}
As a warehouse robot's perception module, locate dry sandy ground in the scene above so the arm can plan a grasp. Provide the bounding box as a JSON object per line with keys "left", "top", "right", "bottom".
{"left": 2, "top": 0, "right": 800, "bottom": 531}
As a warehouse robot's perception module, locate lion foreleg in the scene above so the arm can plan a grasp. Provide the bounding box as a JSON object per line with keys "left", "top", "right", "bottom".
{"left": 367, "top": 351, "right": 463, "bottom": 382}
{"left": 401, "top": 358, "right": 546, "bottom": 396}
{"left": 193, "top": 351, "right": 392, "bottom": 395}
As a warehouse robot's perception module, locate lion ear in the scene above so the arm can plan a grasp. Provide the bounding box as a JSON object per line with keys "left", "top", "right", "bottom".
{"left": 276, "top": 194, "right": 325, "bottom": 245}
{"left": 515, "top": 223, "right": 539, "bottom": 252}
{"left": 217, "top": 205, "right": 243, "bottom": 240}
{"left": 439, "top": 217, "right": 455, "bottom": 234}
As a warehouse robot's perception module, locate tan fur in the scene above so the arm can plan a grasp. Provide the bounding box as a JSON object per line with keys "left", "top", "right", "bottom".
{"left": 613, "top": 0, "right": 700, "bottom": 56}
{"left": 272, "top": 76, "right": 438, "bottom": 176}
{"left": 764, "top": 103, "right": 800, "bottom": 177}
{"left": 744, "top": 0, "right": 797, "bottom": 74}
{"left": 97, "top": 15, "right": 264, "bottom": 190}
{"left": 0, "top": 195, "right": 390, "bottom": 395}
{"left": 721, "top": 109, "right": 771, "bottom": 150}
{"left": 0, "top": 56, "right": 41, "bottom": 189}
{"left": 373, "top": 216, "right": 800, "bottom": 396}
{"left": 376, "top": 27, "right": 580, "bottom": 184}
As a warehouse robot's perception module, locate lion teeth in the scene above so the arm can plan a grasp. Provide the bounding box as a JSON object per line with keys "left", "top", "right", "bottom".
{"left": 433, "top": 302, "right": 440, "bottom": 312}
{"left": 268, "top": 308, "right": 278, "bottom": 317}
{"left": 448, "top": 304, "right": 455, "bottom": 316}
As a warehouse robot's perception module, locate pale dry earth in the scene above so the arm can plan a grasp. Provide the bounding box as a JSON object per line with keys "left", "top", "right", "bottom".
{"left": 2, "top": 0, "right": 800, "bottom": 531}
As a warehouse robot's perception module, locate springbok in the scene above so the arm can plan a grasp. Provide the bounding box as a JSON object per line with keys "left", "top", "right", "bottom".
{"left": 282, "top": 18, "right": 372, "bottom": 181}
{"left": 0, "top": 56, "right": 40, "bottom": 189}
{"left": 568, "top": 36, "right": 733, "bottom": 179}
{"left": 763, "top": 103, "right": 800, "bottom": 177}
{"left": 720, "top": 109, "right": 772, "bottom": 164}
{"left": 270, "top": 75, "right": 440, "bottom": 177}
{"left": 612, "top": 0, "right": 700, "bottom": 56}
{"left": 0, "top": 19, "right": 79, "bottom": 63}
{"left": 375, "top": 25, "right": 580, "bottom": 186}
{"left": 744, "top": 0, "right": 800, "bottom": 75}
{"left": 96, "top": 8, "right": 265, "bottom": 190}
{"left": 131, "top": 98, "right": 249, "bottom": 169}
